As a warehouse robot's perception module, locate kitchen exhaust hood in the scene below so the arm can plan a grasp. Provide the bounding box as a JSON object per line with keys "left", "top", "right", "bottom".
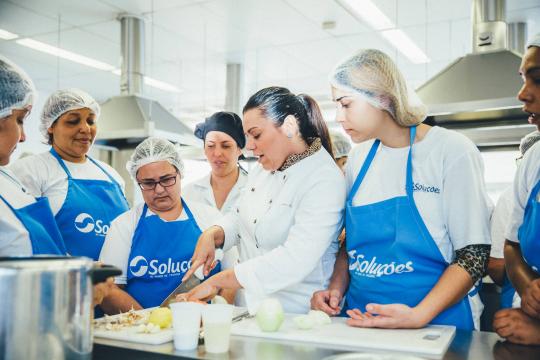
{"left": 416, "top": 0, "right": 534, "bottom": 146}
{"left": 96, "top": 14, "right": 201, "bottom": 148}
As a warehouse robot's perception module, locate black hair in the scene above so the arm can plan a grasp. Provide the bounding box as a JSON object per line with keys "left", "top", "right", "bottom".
{"left": 242, "top": 87, "right": 334, "bottom": 157}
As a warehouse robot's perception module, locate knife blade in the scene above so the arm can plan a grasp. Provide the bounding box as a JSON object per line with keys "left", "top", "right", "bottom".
{"left": 159, "top": 249, "right": 224, "bottom": 307}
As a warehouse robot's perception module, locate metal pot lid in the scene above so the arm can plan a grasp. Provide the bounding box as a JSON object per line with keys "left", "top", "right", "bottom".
{"left": 0, "top": 256, "right": 93, "bottom": 271}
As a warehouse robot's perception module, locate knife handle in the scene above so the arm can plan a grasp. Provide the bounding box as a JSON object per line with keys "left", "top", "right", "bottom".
{"left": 193, "top": 248, "right": 224, "bottom": 280}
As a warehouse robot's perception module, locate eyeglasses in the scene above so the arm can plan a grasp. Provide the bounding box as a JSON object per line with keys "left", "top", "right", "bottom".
{"left": 137, "top": 174, "right": 178, "bottom": 191}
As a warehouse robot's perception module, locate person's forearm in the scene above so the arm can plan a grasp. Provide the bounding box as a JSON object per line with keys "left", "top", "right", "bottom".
{"left": 505, "top": 240, "right": 539, "bottom": 296}
{"left": 209, "top": 225, "right": 225, "bottom": 248}
{"left": 208, "top": 268, "right": 242, "bottom": 291}
{"left": 328, "top": 246, "right": 350, "bottom": 296}
{"left": 218, "top": 288, "right": 237, "bottom": 304}
{"left": 100, "top": 285, "right": 143, "bottom": 314}
{"left": 487, "top": 257, "right": 506, "bottom": 286}
{"left": 414, "top": 264, "right": 473, "bottom": 325}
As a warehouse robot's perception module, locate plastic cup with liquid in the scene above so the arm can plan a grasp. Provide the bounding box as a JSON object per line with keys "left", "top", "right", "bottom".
{"left": 170, "top": 302, "right": 203, "bottom": 351}
{"left": 202, "top": 304, "right": 234, "bottom": 353}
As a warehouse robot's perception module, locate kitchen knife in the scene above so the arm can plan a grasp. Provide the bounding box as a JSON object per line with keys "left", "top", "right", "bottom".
{"left": 159, "top": 249, "right": 224, "bottom": 307}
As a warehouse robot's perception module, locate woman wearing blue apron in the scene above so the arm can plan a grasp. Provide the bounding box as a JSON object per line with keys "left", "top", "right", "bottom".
{"left": 493, "top": 34, "right": 540, "bottom": 345}
{"left": 0, "top": 55, "right": 66, "bottom": 256}
{"left": 97, "top": 138, "right": 222, "bottom": 312}
{"left": 10, "top": 88, "right": 129, "bottom": 260}
{"left": 311, "top": 49, "right": 492, "bottom": 331}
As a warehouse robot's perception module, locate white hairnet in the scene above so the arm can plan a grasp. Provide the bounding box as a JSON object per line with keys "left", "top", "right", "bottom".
{"left": 329, "top": 49, "right": 426, "bottom": 127}
{"left": 40, "top": 88, "right": 100, "bottom": 139}
{"left": 520, "top": 131, "right": 540, "bottom": 156}
{"left": 0, "top": 55, "right": 36, "bottom": 119}
{"left": 527, "top": 33, "right": 540, "bottom": 49}
{"left": 126, "top": 137, "right": 185, "bottom": 180}
{"left": 330, "top": 131, "right": 351, "bottom": 158}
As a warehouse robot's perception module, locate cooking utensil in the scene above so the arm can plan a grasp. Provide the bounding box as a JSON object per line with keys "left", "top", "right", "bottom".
{"left": 0, "top": 255, "right": 121, "bottom": 360}
{"left": 160, "top": 249, "right": 223, "bottom": 307}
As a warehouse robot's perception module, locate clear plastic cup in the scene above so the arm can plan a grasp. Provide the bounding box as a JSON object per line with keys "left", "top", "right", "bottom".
{"left": 202, "top": 304, "right": 234, "bottom": 353}
{"left": 170, "top": 302, "right": 203, "bottom": 351}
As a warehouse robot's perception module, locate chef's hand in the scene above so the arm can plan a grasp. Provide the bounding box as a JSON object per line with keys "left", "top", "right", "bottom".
{"left": 93, "top": 277, "right": 114, "bottom": 307}
{"left": 183, "top": 226, "right": 223, "bottom": 281}
{"left": 311, "top": 289, "right": 343, "bottom": 316}
{"left": 520, "top": 279, "right": 540, "bottom": 319}
{"left": 346, "top": 303, "right": 428, "bottom": 329}
{"left": 177, "top": 279, "right": 220, "bottom": 304}
{"left": 493, "top": 308, "right": 540, "bottom": 345}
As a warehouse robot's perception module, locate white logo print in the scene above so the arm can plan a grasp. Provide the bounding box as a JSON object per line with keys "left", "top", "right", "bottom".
{"left": 348, "top": 250, "right": 414, "bottom": 278}
{"left": 74, "top": 213, "right": 95, "bottom": 233}
{"left": 129, "top": 256, "right": 149, "bottom": 277}
{"left": 129, "top": 256, "right": 192, "bottom": 278}
{"left": 74, "top": 213, "right": 110, "bottom": 236}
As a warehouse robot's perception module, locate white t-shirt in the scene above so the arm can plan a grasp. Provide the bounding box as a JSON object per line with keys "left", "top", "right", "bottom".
{"left": 345, "top": 126, "right": 492, "bottom": 263}
{"left": 0, "top": 167, "right": 35, "bottom": 256}
{"left": 183, "top": 168, "right": 248, "bottom": 215}
{"left": 99, "top": 199, "right": 228, "bottom": 284}
{"left": 505, "top": 141, "right": 540, "bottom": 243}
{"left": 9, "top": 151, "right": 125, "bottom": 215}
{"left": 490, "top": 187, "right": 513, "bottom": 258}
{"left": 218, "top": 147, "right": 346, "bottom": 314}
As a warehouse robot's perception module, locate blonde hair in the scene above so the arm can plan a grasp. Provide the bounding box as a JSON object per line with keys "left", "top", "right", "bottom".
{"left": 330, "top": 49, "right": 426, "bottom": 127}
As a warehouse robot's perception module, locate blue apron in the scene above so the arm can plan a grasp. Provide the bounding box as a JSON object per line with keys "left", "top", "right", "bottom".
{"left": 0, "top": 193, "right": 66, "bottom": 255}
{"left": 501, "top": 274, "right": 516, "bottom": 308}
{"left": 50, "top": 148, "right": 129, "bottom": 260}
{"left": 125, "top": 199, "right": 220, "bottom": 308}
{"left": 518, "top": 178, "right": 540, "bottom": 273}
{"left": 344, "top": 126, "right": 473, "bottom": 330}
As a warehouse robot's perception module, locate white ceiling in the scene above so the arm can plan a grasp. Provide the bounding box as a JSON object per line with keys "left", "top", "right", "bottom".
{"left": 1, "top": 0, "right": 539, "bottom": 135}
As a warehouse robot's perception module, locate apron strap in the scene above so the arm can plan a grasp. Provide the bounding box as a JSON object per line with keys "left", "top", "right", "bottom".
{"left": 49, "top": 147, "right": 73, "bottom": 179}
{"left": 181, "top": 198, "right": 195, "bottom": 221}
{"left": 347, "top": 140, "right": 380, "bottom": 204}
{"left": 405, "top": 126, "right": 417, "bottom": 197}
{"left": 87, "top": 156, "right": 122, "bottom": 186}
{"left": 0, "top": 193, "right": 16, "bottom": 212}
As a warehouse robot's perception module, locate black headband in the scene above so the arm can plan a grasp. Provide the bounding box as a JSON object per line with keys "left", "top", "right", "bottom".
{"left": 194, "top": 111, "right": 245, "bottom": 148}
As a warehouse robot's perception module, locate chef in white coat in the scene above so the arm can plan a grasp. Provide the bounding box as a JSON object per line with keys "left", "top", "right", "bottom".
{"left": 0, "top": 55, "right": 66, "bottom": 256}
{"left": 183, "top": 111, "right": 248, "bottom": 215}
{"left": 10, "top": 89, "right": 129, "bottom": 260}
{"left": 181, "top": 86, "right": 346, "bottom": 314}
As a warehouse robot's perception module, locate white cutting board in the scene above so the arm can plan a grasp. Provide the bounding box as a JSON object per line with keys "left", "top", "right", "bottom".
{"left": 231, "top": 314, "right": 455, "bottom": 357}
{"left": 93, "top": 308, "right": 173, "bottom": 345}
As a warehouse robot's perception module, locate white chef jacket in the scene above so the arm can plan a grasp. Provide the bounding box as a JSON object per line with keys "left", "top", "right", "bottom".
{"left": 217, "top": 147, "right": 346, "bottom": 314}
{"left": 183, "top": 167, "right": 248, "bottom": 215}
{"left": 490, "top": 187, "right": 513, "bottom": 259}
{"left": 505, "top": 141, "right": 540, "bottom": 243}
{"left": 9, "top": 151, "right": 125, "bottom": 215}
{"left": 0, "top": 167, "right": 35, "bottom": 256}
{"left": 99, "top": 198, "right": 232, "bottom": 284}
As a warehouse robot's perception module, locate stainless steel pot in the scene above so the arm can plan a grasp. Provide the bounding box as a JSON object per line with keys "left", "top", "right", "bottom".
{"left": 0, "top": 256, "right": 121, "bottom": 360}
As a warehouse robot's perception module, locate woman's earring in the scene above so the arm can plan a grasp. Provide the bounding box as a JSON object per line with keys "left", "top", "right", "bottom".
{"left": 287, "top": 132, "right": 293, "bottom": 139}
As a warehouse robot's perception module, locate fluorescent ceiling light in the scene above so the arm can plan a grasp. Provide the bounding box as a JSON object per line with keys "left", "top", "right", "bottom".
{"left": 144, "top": 76, "right": 181, "bottom": 93}
{"left": 337, "top": 0, "right": 393, "bottom": 30}
{"left": 0, "top": 28, "right": 19, "bottom": 40}
{"left": 16, "top": 38, "right": 116, "bottom": 71}
{"left": 380, "top": 29, "right": 430, "bottom": 64}
{"left": 336, "top": 0, "right": 430, "bottom": 64}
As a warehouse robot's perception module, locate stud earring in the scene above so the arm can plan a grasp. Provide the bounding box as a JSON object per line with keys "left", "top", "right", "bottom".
{"left": 287, "top": 132, "right": 293, "bottom": 138}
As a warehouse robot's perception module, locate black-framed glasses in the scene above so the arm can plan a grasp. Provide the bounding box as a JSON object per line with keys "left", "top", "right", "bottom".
{"left": 137, "top": 174, "right": 178, "bottom": 191}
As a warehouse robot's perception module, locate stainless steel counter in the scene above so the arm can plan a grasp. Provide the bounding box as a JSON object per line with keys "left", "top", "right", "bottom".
{"left": 92, "top": 330, "right": 540, "bottom": 360}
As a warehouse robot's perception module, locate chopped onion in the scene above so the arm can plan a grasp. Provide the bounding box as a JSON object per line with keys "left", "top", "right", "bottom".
{"left": 293, "top": 315, "right": 315, "bottom": 330}
{"left": 308, "top": 310, "right": 331, "bottom": 325}
{"left": 211, "top": 295, "right": 228, "bottom": 304}
{"left": 256, "top": 298, "right": 284, "bottom": 332}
